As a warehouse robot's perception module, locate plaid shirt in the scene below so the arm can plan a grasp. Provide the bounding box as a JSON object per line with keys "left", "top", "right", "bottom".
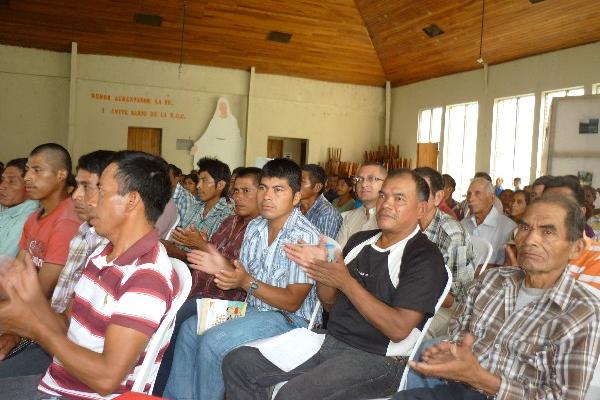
{"left": 423, "top": 208, "right": 475, "bottom": 301}
{"left": 172, "top": 183, "right": 233, "bottom": 239}
{"left": 450, "top": 267, "right": 600, "bottom": 400}
{"left": 50, "top": 222, "right": 107, "bottom": 313}
{"left": 189, "top": 214, "right": 249, "bottom": 301}
{"left": 304, "top": 194, "right": 343, "bottom": 239}
{"left": 240, "top": 207, "right": 320, "bottom": 322}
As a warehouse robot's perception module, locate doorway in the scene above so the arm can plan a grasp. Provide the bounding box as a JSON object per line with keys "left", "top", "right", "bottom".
{"left": 128, "top": 127, "right": 162, "bottom": 156}
{"left": 267, "top": 136, "right": 308, "bottom": 165}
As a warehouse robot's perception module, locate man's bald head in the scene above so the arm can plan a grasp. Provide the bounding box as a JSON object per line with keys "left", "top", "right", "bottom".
{"left": 30, "top": 143, "right": 72, "bottom": 174}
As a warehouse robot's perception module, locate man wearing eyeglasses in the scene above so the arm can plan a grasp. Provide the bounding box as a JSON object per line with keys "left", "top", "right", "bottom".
{"left": 336, "top": 162, "right": 387, "bottom": 247}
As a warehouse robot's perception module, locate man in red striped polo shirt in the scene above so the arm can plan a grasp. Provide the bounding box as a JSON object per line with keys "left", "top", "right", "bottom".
{"left": 0, "top": 151, "right": 179, "bottom": 400}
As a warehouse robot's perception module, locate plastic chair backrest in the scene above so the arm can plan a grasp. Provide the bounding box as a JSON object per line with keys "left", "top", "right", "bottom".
{"left": 470, "top": 236, "right": 493, "bottom": 275}
{"left": 164, "top": 214, "right": 180, "bottom": 240}
{"left": 397, "top": 265, "right": 453, "bottom": 391}
{"left": 131, "top": 257, "right": 192, "bottom": 393}
{"left": 582, "top": 283, "right": 600, "bottom": 394}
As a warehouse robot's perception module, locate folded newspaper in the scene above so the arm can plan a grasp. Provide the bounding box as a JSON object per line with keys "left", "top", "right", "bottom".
{"left": 196, "top": 298, "right": 247, "bottom": 335}
{"left": 247, "top": 328, "right": 326, "bottom": 372}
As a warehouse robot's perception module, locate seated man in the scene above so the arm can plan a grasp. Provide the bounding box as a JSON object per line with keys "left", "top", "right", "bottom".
{"left": 0, "top": 150, "right": 113, "bottom": 376}
{"left": 222, "top": 169, "right": 447, "bottom": 400}
{"left": 163, "top": 158, "right": 320, "bottom": 400}
{"left": 152, "top": 166, "right": 262, "bottom": 396}
{"left": 0, "top": 150, "right": 179, "bottom": 399}
{"left": 414, "top": 167, "right": 475, "bottom": 338}
{"left": 461, "top": 177, "right": 516, "bottom": 266}
{"left": 164, "top": 157, "right": 233, "bottom": 259}
{"left": 0, "top": 158, "right": 38, "bottom": 257}
{"left": 400, "top": 194, "right": 600, "bottom": 400}
{"left": 18, "top": 143, "right": 82, "bottom": 298}
{"left": 336, "top": 162, "right": 387, "bottom": 247}
{"left": 542, "top": 175, "right": 600, "bottom": 289}
{"left": 299, "top": 164, "right": 342, "bottom": 238}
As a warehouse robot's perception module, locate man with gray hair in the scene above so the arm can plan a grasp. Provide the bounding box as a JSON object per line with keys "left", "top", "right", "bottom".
{"left": 399, "top": 194, "right": 600, "bottom": 399}
{"left": 461, "top": 177, "right": 516, "bottom": 265}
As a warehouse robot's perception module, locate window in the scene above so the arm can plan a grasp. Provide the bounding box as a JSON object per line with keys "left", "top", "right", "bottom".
{"left": 442, "top": 102, "right": 479, "bottom": 199}
{"left": 417, "top": 107, "right": 442, "bottom": 143}
{"left": 593, "top": 83, "right": 600, "bottom": 95}
{"left": 490, "top": 95, "right": 535, "bottom": 188}
{"left": 536, "top": 86, "right": 585, "bottom": 176}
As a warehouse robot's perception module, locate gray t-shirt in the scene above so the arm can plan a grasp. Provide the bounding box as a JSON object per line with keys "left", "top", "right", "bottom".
{"left": 515, "top": 283, "right": 547, "bottom": 312}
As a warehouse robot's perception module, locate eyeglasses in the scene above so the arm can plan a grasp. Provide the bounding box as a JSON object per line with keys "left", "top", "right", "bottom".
{"left": 353, "top": 176, "right": 385, "bottom": 185}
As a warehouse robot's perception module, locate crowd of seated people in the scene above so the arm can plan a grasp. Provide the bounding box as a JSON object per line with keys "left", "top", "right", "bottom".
{"left": 0, "top": 143, "right": 599, "bottom": 400}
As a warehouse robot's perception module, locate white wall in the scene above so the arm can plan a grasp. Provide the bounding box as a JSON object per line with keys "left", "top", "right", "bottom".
{"left": 0, "top": 44, "right": 385, "bottom": 171}
{"left": 0, "top": 46, "right": 70, "bottom": 161}
{"left": 390, "top": 41, "right": 600, "bottom": 182}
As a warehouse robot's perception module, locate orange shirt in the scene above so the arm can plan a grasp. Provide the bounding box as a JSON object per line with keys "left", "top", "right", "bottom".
{"left": 19, "top": 197, "right": 81, "bottom": 268}
{"left": 568, "top": 236, "right": 600, "bottom": 289}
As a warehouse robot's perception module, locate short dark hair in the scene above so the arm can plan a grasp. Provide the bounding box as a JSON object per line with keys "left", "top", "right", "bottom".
{"left": 386, "top": 168, "right": 430, "bottom": 202}
{"left": 339, "top": 176, "right": 354, "bottom": 190}
{"left": 513, "top": 189, "right": 531, "bottom": 205}
{"left": 301, "top": 164, "right": 327, "bottom": 194}
{"left": 197, "top": 157, "right": 231, "bottom": 198}
{"left": 30, "top": 143, "right": 72, "bottom": 173}
{"left": 533, "top": 194, "right": 584, "bottom": 242}
{"left": 231, "top": 166, "right": 244, "bottom": 178}
{"left": 474, "top": 171, "right": 492, "bottom": 182}
{"left": 533, "top": 175, "right": 553, "bottom": 187}
{"left": 168, "top": 164, "right": 182, "bottom": 177}
{"left": 184, "top": 173, "right": 199, "bottom": 185}
{"left": 543, "top": 175, "right": 585, "bottom": 207}
{"left": 110, "top": 151, "right": 171, "bottom": 224}
{"left": 235, "top": 167, "right": 262, "bottom": 185}
{"left": 5, "top": 158, "right": 28, "bottom": 177}
{"left": 414, "top": 167, "right": 444, "bottom": 193}
{"left": 442, "top": 174, "right": 456, "bottom": 190}
{"left": 77, "top": 150, "right": 115, "bottom": 177}
{"left": 360, "top": 161, "right": 388, "bottom": 177}
{"left": 261, "top": 158, "right": 301, "bottom": 193}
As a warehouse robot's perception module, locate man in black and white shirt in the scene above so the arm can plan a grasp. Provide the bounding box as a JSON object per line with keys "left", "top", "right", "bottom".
{"left": 221, "top": 168, "right": 447, "bottom": 400}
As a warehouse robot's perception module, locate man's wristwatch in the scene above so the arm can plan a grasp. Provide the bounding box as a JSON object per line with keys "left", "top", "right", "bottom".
{"left": 247, "top": 279, "right": 259, "bottom": 297}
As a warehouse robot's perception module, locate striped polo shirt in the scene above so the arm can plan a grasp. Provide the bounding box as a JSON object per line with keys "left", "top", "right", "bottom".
{"left": 39, "top": 229, "right": 179, "bottom": 399}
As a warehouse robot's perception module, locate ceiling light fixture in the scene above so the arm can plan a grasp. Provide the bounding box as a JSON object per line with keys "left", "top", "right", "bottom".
{"left": 178, "top": 0, "right": 187, "bottom": 78}
{"left": 423, "top": 24, "right": 444, "bottom": 38}
{"left": 476, "top": 0, "right": 486, "bottom": 65}
{"left": 266, "top": 31, "right": 292, "bottom": 44}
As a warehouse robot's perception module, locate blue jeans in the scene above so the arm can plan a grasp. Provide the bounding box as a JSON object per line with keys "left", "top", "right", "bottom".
{"left": 163, "top": 307, "right": 307, "bottom": 400}
{"left": 153, "top": 297, "right": 201, "bottom": 396}
{"left": 406, "top": 337, "right": 446, "bottom": 390}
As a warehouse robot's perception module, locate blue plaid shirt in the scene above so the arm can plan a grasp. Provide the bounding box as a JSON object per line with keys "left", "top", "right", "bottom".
{"left": 172, "top": 183, "right": 233, "bottom": 239}
{"left": 304, "top": 194, "right": 343, "bottom": 239}
{"left": 239, "top": 207, "right": 320, "bottom": 322}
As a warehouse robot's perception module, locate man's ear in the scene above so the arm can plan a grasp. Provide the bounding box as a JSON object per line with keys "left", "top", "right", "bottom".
{"left": 416, "top": 200, "right": 427, "bottom": 220}
{"left": 433, "top": 190, "right": 445, "bottom": 207}
{"left": 314, "top": 182, "right": 323, "bottom": 194}
{"left": 568, "top": 237, "right": 586, "bottom": 261}
{"left": 216, "top": 180, "right": 226, "bottom": 194}
{"left": 125, "top": 191, "right": 143, "bottom": 215}
{"left": 56, "top": 169, "right": 68, "bottom": 183}
{"left": 292, "top": 191, "right": 302, "bottom": 206}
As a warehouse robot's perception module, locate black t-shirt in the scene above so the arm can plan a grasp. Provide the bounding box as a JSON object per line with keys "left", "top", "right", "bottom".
{"left": 327, "top": 228, "right": 447, "bottom": 356}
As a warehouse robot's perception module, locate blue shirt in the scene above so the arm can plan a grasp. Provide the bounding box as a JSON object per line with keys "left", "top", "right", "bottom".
{"left": 304, "top": 194, "right": 343, "bottom": 239}
{"left": 172, "top": 183, "right": 233, "bottom": 239}
{"left": 0, "top": 200, "right": 39, "bottom": 257}
{"left": 239, "top": 207, "right": 320, "bottom": 322}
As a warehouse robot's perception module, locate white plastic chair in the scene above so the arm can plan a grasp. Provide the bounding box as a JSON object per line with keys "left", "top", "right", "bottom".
{"left": 583, "top": 283, "right": 600, "bottom": 400}
{"left": 131, "top": 257, "right": 192, "bottom": 393}
{"left": 470, "top": 236, "right": 493, "bottom": 276}
{"left": 397, "top": 265, "right": 453, "bottom": 391}
{"left": 164, "top": 214, "right": 180, "bottom": 241}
